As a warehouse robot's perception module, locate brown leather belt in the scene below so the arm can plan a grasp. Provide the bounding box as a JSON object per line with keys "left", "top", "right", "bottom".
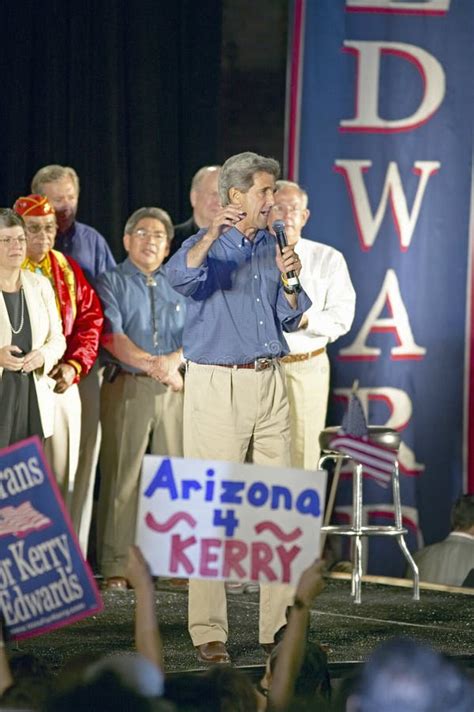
{"left": 281, "top": 347, "right": 326, "bottom": 364}
{"left": 198, "top": 358, "right": 276, "bottom": 372}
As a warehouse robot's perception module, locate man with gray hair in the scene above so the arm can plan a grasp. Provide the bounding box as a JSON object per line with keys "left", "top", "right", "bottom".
{"left": 270, "top": 180, "right": 355, "bottom": 470}
{"left": 168, "top": 164, "right": 221, "bottom": 260}
{"left": 95, "top": 207, "right": 186, "bottom": 588}
{"left": 31, "top": 164, "right": 116, "bottom": 557}
{"left": 165, "top": 151, "right": 311, "bottom": 664}
{"left": 31, "top": 164, "right": 115, "bottom": 283}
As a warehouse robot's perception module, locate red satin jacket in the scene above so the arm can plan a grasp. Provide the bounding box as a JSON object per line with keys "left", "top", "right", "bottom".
{"left": 25, "top": 250, "right": 104, "bottom": 383}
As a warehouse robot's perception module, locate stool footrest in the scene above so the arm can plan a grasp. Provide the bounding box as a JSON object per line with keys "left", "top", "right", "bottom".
{"left": 321, "top": 525, "right": 408, "bottom": 537}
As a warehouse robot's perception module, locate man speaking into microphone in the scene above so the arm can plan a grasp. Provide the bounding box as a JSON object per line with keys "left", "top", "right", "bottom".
{"left": 164, "top": 152, "right": 311, "bottom": 664}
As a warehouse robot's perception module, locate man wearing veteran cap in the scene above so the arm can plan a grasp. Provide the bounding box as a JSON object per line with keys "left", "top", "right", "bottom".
{"left": 13, "top": 194, "right": 104, "bottom": 554}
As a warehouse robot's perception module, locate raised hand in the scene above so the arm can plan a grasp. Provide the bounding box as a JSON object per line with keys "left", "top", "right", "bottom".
{"left": 294, "top": 559, "right": 326, "bottom": 607}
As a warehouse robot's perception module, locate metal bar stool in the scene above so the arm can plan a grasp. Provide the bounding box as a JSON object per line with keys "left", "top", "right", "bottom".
{"left": 318, "top": 425, "right": 420, "bottom": 604}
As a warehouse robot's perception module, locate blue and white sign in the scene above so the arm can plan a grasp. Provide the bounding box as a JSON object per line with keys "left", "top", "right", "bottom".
{"left": 0, "top": 437, "right": 102, "bottom": 640}
{"left": 136, "top": 456, "right": 327, "bottom": 585}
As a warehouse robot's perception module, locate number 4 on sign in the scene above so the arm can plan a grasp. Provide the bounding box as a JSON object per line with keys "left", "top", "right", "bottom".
{"left": 213, "top": 509, "right": 239, "bottom": 537}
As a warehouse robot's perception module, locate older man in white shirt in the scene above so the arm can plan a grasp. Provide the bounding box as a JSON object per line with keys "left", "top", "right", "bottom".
{"left": 270, "top": 180, "right": 356, "bottom": 470}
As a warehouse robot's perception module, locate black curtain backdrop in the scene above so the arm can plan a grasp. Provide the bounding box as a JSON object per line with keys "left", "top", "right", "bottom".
{"left": 0, "top": 1, "right": 222, "bottom": 260}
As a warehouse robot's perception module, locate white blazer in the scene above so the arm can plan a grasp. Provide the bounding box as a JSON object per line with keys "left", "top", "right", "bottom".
{"left": 0, "top": 270, "right": 66, "bottom": 438}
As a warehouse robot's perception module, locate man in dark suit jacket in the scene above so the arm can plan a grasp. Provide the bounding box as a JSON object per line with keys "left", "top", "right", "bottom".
{"left": 167, "top": 165, "right": 221, "bottom": 260}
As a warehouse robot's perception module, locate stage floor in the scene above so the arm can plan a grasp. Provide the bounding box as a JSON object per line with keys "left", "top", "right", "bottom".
{"left": 9, "top": 576, "right": 474, "bottom": 677}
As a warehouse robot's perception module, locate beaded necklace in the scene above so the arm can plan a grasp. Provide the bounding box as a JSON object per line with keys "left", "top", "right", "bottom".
{"left": 4, "top": 287, "right": 25, "bottom": 335}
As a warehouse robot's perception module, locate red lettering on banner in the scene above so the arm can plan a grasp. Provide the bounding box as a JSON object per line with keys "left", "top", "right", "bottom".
{"left": 340, "top": 41, "right": 445, "bottom": 133}
{"left": 334, "top": 160, "right": 440, "bottom": 251}
{"left": 276, "top": 545, "right": 301, "bottom": 583}
{"left": 199, "top": 538, "right": 221, "bottom": 577}
{"left": 334, "top": 387, "right": 425, "bottom": 476}
{"left": 168, "top": 536, "right": 301, "bottom": 582}
{"left": 222, "top": 539, "right": 247, "bottom": 578}
{"left": 346, "top": 0, "right": 450, "bottom": 15}
{"left": 169, "top": 534, "right": 196, "bottom": 574}
{"left": 339, "top": 269, "right": 426, "bottom": 361}
{"left": 250, "top": 543, "right": 278, "bottom": 582}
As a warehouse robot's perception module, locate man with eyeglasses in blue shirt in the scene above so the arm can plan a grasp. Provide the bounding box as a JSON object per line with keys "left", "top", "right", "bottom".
{"left": 96, "top": 207, "right": 186, "bottom": 589}
{"left": 165, "top": 151, "right": 312, "bottom": 665}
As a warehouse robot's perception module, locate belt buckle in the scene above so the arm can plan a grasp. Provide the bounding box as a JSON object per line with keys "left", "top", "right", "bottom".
{"left": 255, "top": 357, "right": 271, "bottom": 371}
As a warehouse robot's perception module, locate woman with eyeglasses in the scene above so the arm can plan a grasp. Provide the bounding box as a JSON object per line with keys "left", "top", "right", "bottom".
{"left": 0, "top": 209, "right": 66, "bottom": 448}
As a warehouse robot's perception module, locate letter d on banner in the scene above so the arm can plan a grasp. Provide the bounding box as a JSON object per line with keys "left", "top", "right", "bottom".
{"left": 341, "top": 41, "right": 446, "bottom": 132}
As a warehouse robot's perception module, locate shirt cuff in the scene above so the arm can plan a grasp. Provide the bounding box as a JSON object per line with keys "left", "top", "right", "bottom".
{"left": 67, "top": 359, "right": 82, "bottom": 375}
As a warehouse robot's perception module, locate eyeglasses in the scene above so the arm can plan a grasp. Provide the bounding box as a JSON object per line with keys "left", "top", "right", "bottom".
{"left": 133, "top": 229, "right": 168, "bottom": 242}
{"left": 0, "top": 236, "right": 27, "bottom": 246}
{"left": 25, "top": 223, "right": 57, "bottom": 236}
{"left": 272, "top": 204, "right": 303, "bottom": 215}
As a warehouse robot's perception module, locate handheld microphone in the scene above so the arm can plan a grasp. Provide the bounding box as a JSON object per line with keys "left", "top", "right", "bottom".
{"left": 272, "top": 220, "right": 301, "bottom": 294}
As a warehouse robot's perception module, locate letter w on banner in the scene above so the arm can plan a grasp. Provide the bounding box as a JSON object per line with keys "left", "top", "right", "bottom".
{"left": 286, "top": 0, "right": 474, "bottom": 575}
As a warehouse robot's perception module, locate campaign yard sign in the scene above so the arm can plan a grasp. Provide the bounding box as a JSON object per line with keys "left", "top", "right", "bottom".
{"left": 136, "top": 456, "right": 327, "bottom": 585}
{"left": 0, "top": 437, "right": 102, "bottom": 640}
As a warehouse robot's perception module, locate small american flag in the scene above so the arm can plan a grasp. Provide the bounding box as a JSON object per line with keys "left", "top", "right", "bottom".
{"left": 341, "top": 389, "right": 368, "bottom": 438}
{"left": 0, "top": 502, "right": 52, "bottom": 538}
{"left": 329, "top": 433, "right": 397, "bottom": 487}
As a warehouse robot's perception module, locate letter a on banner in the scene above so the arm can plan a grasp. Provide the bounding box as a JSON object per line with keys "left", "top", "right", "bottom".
{"left": 339, "top": 269, "right": 426, "bottom": 361}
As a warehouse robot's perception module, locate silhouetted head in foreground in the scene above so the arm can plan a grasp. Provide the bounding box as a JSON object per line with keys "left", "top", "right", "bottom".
{"left": 346, "top": 637, "right": 474, "bottom": 712}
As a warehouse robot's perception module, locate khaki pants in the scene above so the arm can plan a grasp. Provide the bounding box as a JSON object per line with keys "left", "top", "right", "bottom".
{"left": 69, "top": 362, "right": 102, "bottom": 555}
{"left": 185, "top": 361, "right": 295, "bottom": 646}
{"left": 44, "top": 384, "right": 81, "bottom": 510}
{"left": 283, "top": 351, "right": 330, "bottom": 470}
{"left": 98, "top": 372, "right": 183, "bottom": 577}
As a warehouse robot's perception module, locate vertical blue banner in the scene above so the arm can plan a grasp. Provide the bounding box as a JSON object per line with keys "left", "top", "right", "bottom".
{"left": 287, "top": 0, "right": 474, "bottom": 574}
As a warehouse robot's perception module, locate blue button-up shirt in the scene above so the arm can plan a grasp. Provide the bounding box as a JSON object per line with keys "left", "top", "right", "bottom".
{"left": 164, "top": 227, "right": 311, "bottom": 364}
{"left": 96, "top": 258, "right": 186, "bottom": 373}
{"left": 55, "top": 221, "right": 116, "bottom": 284}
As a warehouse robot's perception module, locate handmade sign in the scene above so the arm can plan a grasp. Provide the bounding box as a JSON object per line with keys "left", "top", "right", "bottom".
{"left": 0, "top": 437, "right": 102, "bottom": 640}
{"left": 136, "top": 456, "right": 327, "bottom": 585}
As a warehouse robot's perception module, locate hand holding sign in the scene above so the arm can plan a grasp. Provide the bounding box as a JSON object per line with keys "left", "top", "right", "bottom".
{"left": 294, "top": 559, "right": 326, "bottom": 608}
{"left": 136, "top": 456, "right": 327, "bottom": 587}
